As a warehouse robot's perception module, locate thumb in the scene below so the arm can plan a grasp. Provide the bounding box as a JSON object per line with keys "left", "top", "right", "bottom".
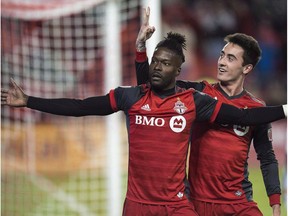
{"left": 10, "top": 78, "right": 24, "bottom": 93}
{"left": 10, "top": 77, "right": 19, "bottom": 89}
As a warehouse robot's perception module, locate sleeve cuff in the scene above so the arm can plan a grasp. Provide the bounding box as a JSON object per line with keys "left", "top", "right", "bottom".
{"left": 210, "top": 101, "right": 223, "bottom": 123}
{"left": 108, "top": 89, "right": 118, "bottom": 111}
{"left": 135, "top": 50, "right": 148, "bottom": 62}
{"left": 27, "top": 96, "right": 36, "bottom": 108}
{"left": 269, "top": 193, "right": 281, "bottom": 206}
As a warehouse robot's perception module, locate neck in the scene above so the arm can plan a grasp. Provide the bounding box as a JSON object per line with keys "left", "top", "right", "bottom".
{"left": 152, "top": 86, "right": 176, "bottom": 97}
{"left": 219, "top": 79, "right": 245, "bottom": 96}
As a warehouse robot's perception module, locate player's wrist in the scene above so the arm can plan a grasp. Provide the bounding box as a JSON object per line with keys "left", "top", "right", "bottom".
{"left": 136, "top": 40, "right": 146, "bottom": 52}
{"left": 269, "top": 193, "right": 281, "bottom": 206}
{"left": 23, "top": 94, "right": 29, "bottom": 107}
{"left": 272, "top": 204, "right": 281, "bottom": 216}
{"left": 135, "top": 49, "right": 148, "bottom": 62}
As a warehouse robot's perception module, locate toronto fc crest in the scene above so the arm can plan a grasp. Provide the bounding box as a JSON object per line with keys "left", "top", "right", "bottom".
{"left": 174, "top": 98, "right": 187, "bottom": 114}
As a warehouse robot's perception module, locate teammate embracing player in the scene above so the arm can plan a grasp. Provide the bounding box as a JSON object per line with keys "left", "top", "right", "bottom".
{"left": 135, "top": 7, "right": 282, "bottom": 216}
{"left": 2, "top": 8, "right": 286, "bottom": 216}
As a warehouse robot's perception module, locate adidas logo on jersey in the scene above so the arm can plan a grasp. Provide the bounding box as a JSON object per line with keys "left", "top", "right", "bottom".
{"left": 141, "top": 104, "right": 151, "bottom": 111}
{"left": 177, "top": 192, "right": 184, "bottom": 199}
{"left": 235, "top": 190, "right": 242, "bottom": 197}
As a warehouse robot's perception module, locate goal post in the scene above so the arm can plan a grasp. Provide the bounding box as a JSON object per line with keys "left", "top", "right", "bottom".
{"left": 1, "top": 0, "right": 162, "bottom": 215}
{"left": 104, "top": 1, "right": 122, "bottom": 215}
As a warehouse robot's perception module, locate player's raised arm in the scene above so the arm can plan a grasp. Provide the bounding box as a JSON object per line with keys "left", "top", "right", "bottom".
{"left": 135, "top": 7, "right": 154, "bottom": 85}
{"left": 1, "top": 79, "right": 114, "bottom": 116}
{"left": 135, "top": 6, "right": 155, "bottom": 52}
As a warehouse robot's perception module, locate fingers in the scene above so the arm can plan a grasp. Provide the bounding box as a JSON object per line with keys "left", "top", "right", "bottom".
{"left": 142, "top": 6, "right": 150, "bottom": 26}
{"left": 147, "top": 27, "right": 155, "bottom": 34}
{"left": 146, "top": 6, "right": 150, "bottom": 18}
{"left": 1, "top": 88, "right": 9, "bottom": 94}
{"left": 10, "top": 77, "right": 25, "bottom": 94}
{"left": 10, "top": 77, "right": 18, "bottom": 89}
{"left": 1, "top": 89, "right": 9, "bottom": 105}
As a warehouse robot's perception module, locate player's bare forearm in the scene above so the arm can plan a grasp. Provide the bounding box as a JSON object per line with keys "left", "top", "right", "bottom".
{"left": 272, "top": 204, "right": 281, "bottom": 216}
{"left": 136, "top": 7, "right": 155, "bottom": 52}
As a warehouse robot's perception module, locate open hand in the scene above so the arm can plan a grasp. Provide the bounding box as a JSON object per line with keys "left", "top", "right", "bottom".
{"left": 1, "top": 78, "right": 28, "bottom": 107}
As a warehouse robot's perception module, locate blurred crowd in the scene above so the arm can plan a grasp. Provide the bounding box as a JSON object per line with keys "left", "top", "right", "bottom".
{"left": 160, "top": 0, "right": 287, "bottom": 104}
{"left": 1, "top": 0, "right": 286, "bottom": 107}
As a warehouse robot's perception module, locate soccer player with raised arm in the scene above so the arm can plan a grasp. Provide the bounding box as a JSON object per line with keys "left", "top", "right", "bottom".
{"left": 134, "top": 7, "right": 284, "bottom": 216}
{"left": 2, "top": 28, "right": 287, "bottom": 216}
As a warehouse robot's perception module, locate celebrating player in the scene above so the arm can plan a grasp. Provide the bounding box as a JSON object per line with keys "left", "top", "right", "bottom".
{"left": 2, "top": 30, "right": 286, "bottom": 216}
{"left": 135, "top": 7, "right": 283, "bottom": 216}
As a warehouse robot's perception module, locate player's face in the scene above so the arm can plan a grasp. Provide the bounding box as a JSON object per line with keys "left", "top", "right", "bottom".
{"left": 149, "top": 47, "right": 182, "bottom": 91}
{"left": 217, "top": 43, "right": 250, "bottom": 84}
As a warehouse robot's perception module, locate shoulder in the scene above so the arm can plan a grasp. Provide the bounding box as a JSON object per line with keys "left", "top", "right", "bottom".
{"left": 113, "top": 84, "right": 149, "bottom": 111}
{"left": 115, "top": 84, "right": 148, "bottom": 96}
{"left": 244, "top": 90, "right": 266, "bottom": 107}
{"left": 114, "top": 84, "right": 149, "bottom": 101}
{"left": 176, "top": 80, "right": 206, "bottom": 91}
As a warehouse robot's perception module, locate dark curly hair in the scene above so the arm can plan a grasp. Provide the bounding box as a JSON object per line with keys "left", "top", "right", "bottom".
{"left": 155, "top": 32, "right": 186, "bottom": 63}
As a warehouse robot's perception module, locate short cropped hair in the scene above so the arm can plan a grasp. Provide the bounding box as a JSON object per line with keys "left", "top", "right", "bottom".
{"left": 224, "top": 33, "right": 262, "bottom": 67}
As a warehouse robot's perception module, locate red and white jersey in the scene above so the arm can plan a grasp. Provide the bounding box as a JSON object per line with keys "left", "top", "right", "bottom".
{"left": 109, "top": 84, "right": 222, "bottom": 205}
{"left": 188, "top": 81, "right": 269, "bottom": 203}
{"left": 135, "top": 55, "right": 281, "bottom": 206}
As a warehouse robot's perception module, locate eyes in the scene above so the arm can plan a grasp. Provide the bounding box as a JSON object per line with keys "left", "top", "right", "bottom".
{"left": 151, "top": 58, "right": 171, "bottom": 66}
{"left": 219, "top": 52, "right": 236, "bottom": 62}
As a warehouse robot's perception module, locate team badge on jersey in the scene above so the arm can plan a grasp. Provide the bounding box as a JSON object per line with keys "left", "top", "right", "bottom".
{"left": 174, "top": 98, "right": 187, "bottom": 114}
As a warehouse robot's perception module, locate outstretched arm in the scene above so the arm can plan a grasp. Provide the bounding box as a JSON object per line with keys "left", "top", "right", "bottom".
{"left": 193, "top": 91, "right": 286, "bottom": 125}
{"left": 1, "top": 79, "right": 114, "bottom": 116}
{"left": 215, "top": 103, "right": 287, "bottom": 125}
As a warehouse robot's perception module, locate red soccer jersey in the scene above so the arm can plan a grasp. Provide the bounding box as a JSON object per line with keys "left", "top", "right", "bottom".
{"left": 189, "top": 81, "right": 267, "bottom": 203}
{"left": 109, "top": 84, "right": 222, "bottom": 205}
{"left": 134, "top": 54, "right": 281, "bottom": 206}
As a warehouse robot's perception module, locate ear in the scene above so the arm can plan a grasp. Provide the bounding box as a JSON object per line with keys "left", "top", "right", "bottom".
{"left": 176, "top": 67, "right": 181, "bottom": 77}
{"left": 243, "top": 64, "right": 253, "bottom": 75}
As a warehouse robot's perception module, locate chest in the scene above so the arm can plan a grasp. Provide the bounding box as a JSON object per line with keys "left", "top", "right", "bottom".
{"left": 128, "top": 90, "right": 196, "bottom": 134}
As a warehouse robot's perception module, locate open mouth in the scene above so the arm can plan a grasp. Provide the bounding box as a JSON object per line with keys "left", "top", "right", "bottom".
{"left": 218, "top": 68, "right": 226, "bottom": 73}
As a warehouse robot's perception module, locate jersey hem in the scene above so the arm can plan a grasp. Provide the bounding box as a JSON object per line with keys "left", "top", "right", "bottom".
{"left": 190, "top": 197, "right": 256, "bottom": 204}
{"left": 126, "top": 196, "right": 189, "bottom": 205}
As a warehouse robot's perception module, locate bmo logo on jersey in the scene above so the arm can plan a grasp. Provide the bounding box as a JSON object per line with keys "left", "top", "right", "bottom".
{"left": 169, "top": 116, "right": 186, "bottom": 133}
{"left": 135, "top": 115, "right": 165, "bottom": 127}
{"left": 135, "top": 115, "right": 186, "bottom": 133}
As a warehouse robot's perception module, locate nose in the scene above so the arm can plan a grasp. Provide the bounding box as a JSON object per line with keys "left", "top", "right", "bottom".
{"left": 154, "top": 61, "right": 162, "bottom": 71}
{"left": 218, "top": 57, "right": 226, "bottom": 67}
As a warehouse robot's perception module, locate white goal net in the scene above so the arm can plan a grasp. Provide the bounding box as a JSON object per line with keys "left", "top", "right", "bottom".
{"left": 1, "top": 0, "right": 143, "bottom": 215}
